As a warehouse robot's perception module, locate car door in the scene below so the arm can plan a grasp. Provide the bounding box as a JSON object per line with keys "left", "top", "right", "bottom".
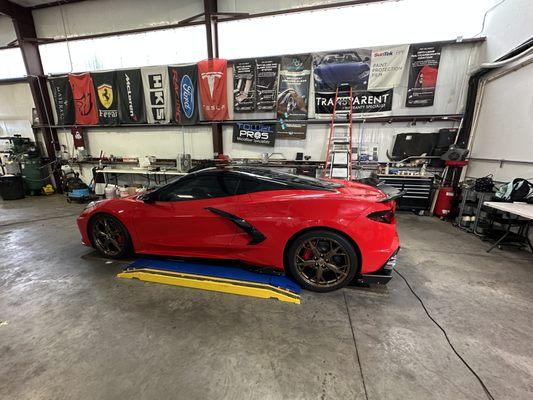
{"left": 133, "top": 171, "right": 245, "bottom": 258}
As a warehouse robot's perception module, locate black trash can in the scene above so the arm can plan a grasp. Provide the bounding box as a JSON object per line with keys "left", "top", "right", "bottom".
{"left": 0, "top": 175, "right": 25, "bottom": 200}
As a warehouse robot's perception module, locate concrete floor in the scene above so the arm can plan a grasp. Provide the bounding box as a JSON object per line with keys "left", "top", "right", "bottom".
{"left": 1, "top": 195, "right": 532, "bottom": 400}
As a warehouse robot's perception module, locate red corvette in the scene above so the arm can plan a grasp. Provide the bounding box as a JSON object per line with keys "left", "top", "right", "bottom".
{"left": 77, "top": 167, "right": 399, "bottom": 292}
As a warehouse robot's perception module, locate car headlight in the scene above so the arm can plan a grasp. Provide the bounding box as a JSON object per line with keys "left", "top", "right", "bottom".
{"left": 84, "top": 200, "right": 102, "bottom": 210}
{"left": 358, "top": 70, "right": 370, "bottom": 80}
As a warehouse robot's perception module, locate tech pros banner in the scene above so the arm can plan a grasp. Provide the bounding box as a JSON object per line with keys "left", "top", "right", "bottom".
{"left": 198, "top": 58, "right": 229, "bottom": 120}
{"left": 116, "top": 69, "right": 146, "bottom": 124}
{"left": 169, "top": 64, "right": 198, "bottom": 125}
{"left": 275, "top": 54, "right": 312, "bottom": 140}
{"left": 49, "top": 76, "right": 75, "bottom": 125}
{"left": 405, "top": 44, "right": 441, "bottom": 107}
{"left": 256, "top": 58, "right": 279, "bottom": 111}
{"left": 233, "top": 59, "right": 256, "bottom": 112}
{"left": 68, "top": 73, "right": 99, "bottom": 125}
{"left": 313, "top": 45, "right": 408, "bottom": 117}
{"left": 91, "top": 71, "right": 118, "bottom": 125}
{"left": 232, "top": 123, "right": 275, "bottom": 147}
{"left": 141, "top": 66, "right": 171, "bottom": 124}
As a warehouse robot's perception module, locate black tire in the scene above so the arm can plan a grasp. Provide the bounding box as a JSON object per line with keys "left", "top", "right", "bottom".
{"left": 287, "top": 230, "right": 358, "bottom": 292}
{"left": 89, "top": 214, "right": 132, "bottom": 259}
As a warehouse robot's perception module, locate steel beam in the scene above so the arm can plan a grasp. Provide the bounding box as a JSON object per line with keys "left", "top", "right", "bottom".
{"left": 4, "top": 0, "right": 62, "bottom": 189}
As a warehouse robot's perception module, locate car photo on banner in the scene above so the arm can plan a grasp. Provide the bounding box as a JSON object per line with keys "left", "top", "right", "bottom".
{"left": 313, "top": 49, "right": 371, "bottom": 92}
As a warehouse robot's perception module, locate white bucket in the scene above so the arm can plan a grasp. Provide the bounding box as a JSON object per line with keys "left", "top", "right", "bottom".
{"left": 104, "top": 185, "right": 118, "bottom": 199}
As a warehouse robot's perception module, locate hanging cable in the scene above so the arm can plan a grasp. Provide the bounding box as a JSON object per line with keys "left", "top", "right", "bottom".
{"left": 58, "top": 1, "right": 74, "bottom": 72}
{"left": 394, "top": 268, "right": 495, "bottom": 400}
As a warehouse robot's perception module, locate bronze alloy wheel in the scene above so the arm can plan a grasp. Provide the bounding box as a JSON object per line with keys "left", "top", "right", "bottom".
{"left": 91, "top": 215, "right": 128, "bottom": 257}
{"left": 293, "top": 236, "right": 352, "bottom": 289}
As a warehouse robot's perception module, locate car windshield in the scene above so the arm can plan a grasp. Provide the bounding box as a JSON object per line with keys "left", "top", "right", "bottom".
{"left": 233, "top": 167, "right": 344, "bottom": 190}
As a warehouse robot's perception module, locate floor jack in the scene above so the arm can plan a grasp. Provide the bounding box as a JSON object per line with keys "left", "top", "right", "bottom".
{"left": 118, "top": 258, "right": 301, "bottom": 304}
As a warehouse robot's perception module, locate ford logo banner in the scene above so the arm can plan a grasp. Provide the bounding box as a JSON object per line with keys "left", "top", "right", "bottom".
{"left": 180, "top": 75, "right": 194, "bottom": 119}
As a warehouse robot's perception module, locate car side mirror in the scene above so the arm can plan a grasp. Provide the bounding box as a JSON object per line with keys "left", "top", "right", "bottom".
{"left": 141, "top": 193, "right": 156, "bottom": 204}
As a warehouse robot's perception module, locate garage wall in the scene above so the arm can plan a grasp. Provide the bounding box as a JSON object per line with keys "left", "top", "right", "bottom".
{"left": 0, "top": 15, "right": 15, "bottom": 47}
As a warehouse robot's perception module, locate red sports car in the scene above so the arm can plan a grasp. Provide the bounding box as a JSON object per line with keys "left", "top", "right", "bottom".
{"left": 77, "top": 167, "right": 399, "bottom": 292}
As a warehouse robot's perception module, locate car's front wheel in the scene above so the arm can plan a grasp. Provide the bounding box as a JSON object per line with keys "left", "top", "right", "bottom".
{"left": 89, "top": 214, "right": 132, "bottom": 259}
{"left": 287, "top": 230, "right": 358, "bottom": 292}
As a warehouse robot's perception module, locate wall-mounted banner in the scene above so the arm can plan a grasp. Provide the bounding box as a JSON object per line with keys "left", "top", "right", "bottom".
{"left": 256, "top": 58, "right": 279, "bottom": 111}
{"left": 232, "top": 123, "right": 275, "bottom": 146}
{"left": 169, "top": 64, "right": 198, "bottom": 125}
{"left": 71, "top": 126, "right": 85, "bottom": 149}
{"left": 276, "top": 54, "right": 311, "bottom": 140}
{"left": 198, "top": 58, "right": 229, "bottom": 121}
{"left": 49, "top": 76, "right": 75, "bottom": 125}
{"left": 315, "top": 89, "right": 394, "bottom": 116}
{"left": 141, "top": 66, "right": 170, "bottom": 124}
{"left": 405, "top": 44, "right": 441, "bottom": 107}
{"left": 233, "top": 59, "right": 256, "bottom": 112}
{"left": 68, "top": 73, "right": 99, "bottom": 125}
{"left": 117, "top": 69, "right": 145, "bottom": 124}
{"left": 92, "top": 71, "right": 118, "bottom": 125}
{"left": 368, "top": 45, "right": 409, "bottom": 90}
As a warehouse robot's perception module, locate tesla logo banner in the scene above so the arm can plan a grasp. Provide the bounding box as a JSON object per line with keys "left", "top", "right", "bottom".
{"left": 141, "top": 66, "right": 170, "bottom": 124}
{"left": 49, "top": 76, "right": 75, "bottom": 125}
{"left": 198, "top": 59, "right": 229, "bottom": 121}
{"left": 168, "top": 64, "right": 198, "bottom": 125}
{"left": 405, "top": 44, "right": 441, "bottom": 107}
{"left": 233, "top": 59, "right": 256, "bottom": 112}
{"left": 275, "top": 54, "right": 312, "bottom": 140}
{"left": 92, "top": 71, "right": 119, "bottom": 125}
{"left": 68, "top": 73, "right": 99, "bottom": 125}
{"left": 116, "top": 69, "right": 145, "bottom": 124}
{"left": 232, "top": 123, "right": 275, "bottom": 147}
{"left": 313, "top": 45, "right": 408, "bottom": 118}
{"left": 256, "top": 58, "right": 279, "bottom": 111}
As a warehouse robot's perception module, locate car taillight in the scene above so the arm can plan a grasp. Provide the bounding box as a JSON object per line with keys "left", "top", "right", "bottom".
{"left": 367, "top": 209, "right": 395, "bottom": 224}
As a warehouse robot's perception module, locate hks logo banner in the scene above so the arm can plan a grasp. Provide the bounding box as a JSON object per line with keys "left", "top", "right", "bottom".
{"left": 91, "top": 71, "right": 118, "bottom": 125}
{"left": 68, "top": 73, "right": 99, "bottom": 125}
{"left": 168, "top": 64, "right": 199, "bottom": 125}
{"left": 198, "top": 59, "right": 229, "bottom": 121}
{"left": 406, "top": 44, "right": 441, "bottom": 107}
{"left": 141, "top": 66, "right": 170, "bottom": 124}
{"left": 232, "top": 123, "right": 275, "bottom": 147}
{"left": 49, "top": 76, "right": 75, "bottom": 125}
{"left": 116, "top": 69, "right": 146, "bottom": 124}
{"left": 233, "top": 59, "right": 256, "bottom": 112}
{"left": 275, "top": 54, "right": 312, "bottom": 140}
{"left": 255, "top": 57, "right": 279, "bottom": 111}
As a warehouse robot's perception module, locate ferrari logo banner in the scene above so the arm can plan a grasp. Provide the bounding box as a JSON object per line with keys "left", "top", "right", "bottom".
{"left": 141, "top": 66, "right": 171, "bottom": 124}
{"left": 198, "top": 58, "right": 229, "bottom": 121}
{"left": 68, "top": 73, "right": 99, "bottom": 125}
{"left": 116, "top": 69, "right": 146, "bottom": 124}
{"left": 168, "top": 64, "right": 199, "bottom": 125}
{"left": 92, "top": 71, "right": 118, "bottom": 125}
{"left": 275, "top": 54, "right": 311, "bottom": 140}
{"left": 48, "top": 76, "right": 75, "bottom": 125}
{"left": 406, "top": 44, "right": 442, "bottom": 107}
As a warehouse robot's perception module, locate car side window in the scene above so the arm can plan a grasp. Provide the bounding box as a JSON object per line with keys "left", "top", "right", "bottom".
{"left": 236, "top": 177, "right": 287, "bottom": 195}
{"left": 158, "top": 173, "right": 240, "bottom": 202}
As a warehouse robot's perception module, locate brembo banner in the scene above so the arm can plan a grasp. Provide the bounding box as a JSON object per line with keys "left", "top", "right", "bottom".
{"left": 169, "top": 64, "right": 199, "bottom": 125}
{"left": 198, "top": 58, "right": 229, "bottom": 121}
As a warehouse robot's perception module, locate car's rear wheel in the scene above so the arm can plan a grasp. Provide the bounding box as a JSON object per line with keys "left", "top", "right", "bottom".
{"left": 287, "top": 230, "right": 358, "bottom": 292}
{"left": 89, "top": 214, "right": 132, "bottom": 259}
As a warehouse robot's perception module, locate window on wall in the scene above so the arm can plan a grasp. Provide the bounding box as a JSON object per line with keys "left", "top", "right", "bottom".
{"left": 218, "top": 0, "right": 496, "bottom": 59}
{"left": 39, "top": 24, "right": 208, "bottom": 75}
{"left": 0, "top": 48, "right": 26, "bottom": 79}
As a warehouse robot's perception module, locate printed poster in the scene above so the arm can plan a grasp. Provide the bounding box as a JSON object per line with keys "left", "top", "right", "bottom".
{"left": 232, "top": 123, "right": 275, "bottom": 147}
{"left": 92, "top": 71, "right": 118, "bottom": 125}
{"left": 68, "top": 73, "right": 99, "bottom": 125}
{"left": 169, "top": 64, "right": 199, "bottom": 125}
{"left": 275, "top": 54, "right": 312, "bottom": 140}
{"left": 256, "top": 57, "right": 279, "bottom": 111}
{"left": 116, "top": 69, "right": 146, "bottom": 124}
{"left": 233, "top": 59, "right": 256, "bottom": 112}
{"left": 141, "top": 66, "right": 171, "bottom": 124}
{"left": 49, "top": 76, "right": 75, "bottom": 125}
{"left": 406, "top": 44, "right": 442, "bottom": 107}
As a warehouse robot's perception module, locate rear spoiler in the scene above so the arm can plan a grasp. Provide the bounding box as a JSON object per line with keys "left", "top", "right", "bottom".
{"left": 378, "top": 189, "right": 407, "bottom": 203}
